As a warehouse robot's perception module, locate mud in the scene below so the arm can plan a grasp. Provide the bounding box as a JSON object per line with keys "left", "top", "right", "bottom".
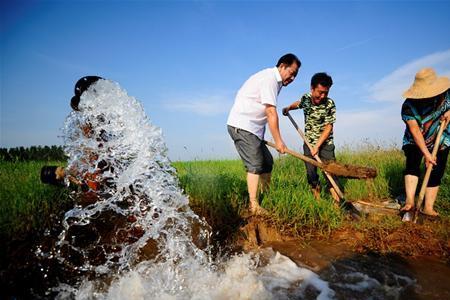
{"left": 237, "top": 215, "right": 450, "bottom": 299}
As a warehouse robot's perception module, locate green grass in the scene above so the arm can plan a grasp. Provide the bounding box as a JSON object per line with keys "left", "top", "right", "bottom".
{"left": 1, "top": 147, "right": 449, "bottom": 241}
{"left": 0, "top": 161, "right": 71, "bottom": 242}
{"left": 174, "top": 147, "right": 450, "bottom": 234}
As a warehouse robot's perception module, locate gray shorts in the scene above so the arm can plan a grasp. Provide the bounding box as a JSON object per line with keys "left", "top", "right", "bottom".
{"left": 227, "top": 125, "right": 273, "bottom": 174}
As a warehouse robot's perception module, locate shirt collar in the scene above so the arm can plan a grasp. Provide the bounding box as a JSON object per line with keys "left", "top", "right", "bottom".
{"left": 274, "top": 67, "right": 282, "bottom": 83}
{"left": 274, "top": 67, "right": 282, "bottom": 93}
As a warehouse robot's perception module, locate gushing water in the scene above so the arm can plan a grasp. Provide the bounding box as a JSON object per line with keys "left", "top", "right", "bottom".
{"left": 49, "top": 79, "right": 335, "bottom": 299}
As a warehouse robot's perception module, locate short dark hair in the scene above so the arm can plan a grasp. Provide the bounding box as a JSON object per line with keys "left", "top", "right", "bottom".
{"left": 276, "top": 53, "right": 301, "bottom": 68}
{"left": 311, "top": 72, "right": 333, "bottom": 88}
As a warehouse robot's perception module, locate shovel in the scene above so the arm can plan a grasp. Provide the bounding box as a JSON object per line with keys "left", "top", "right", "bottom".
{"left": 285, "top": 111, "right": 345, "bottom": 200}
{"left": 411, "top": 119, "right": 449, "bottom": 223}
{"left": 264, "top": 141, "right": 377, "bottom": 179}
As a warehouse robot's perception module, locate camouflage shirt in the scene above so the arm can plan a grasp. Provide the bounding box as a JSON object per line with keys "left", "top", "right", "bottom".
{"left": 298, "top": 93, "right": 336, "bottom": 146}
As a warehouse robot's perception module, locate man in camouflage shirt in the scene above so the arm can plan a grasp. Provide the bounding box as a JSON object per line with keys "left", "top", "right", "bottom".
{"left": 283, "top": 72, "right": 343, "bottom": 202}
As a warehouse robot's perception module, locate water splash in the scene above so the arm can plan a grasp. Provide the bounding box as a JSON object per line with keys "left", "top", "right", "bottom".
{"left": 51, "top": 79, "right": 334, "bottom": 299}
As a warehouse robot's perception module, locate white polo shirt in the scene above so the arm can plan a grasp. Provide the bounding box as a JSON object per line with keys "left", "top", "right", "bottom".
{"left": 227, "top": 67, "right": 282, "bottom": 139}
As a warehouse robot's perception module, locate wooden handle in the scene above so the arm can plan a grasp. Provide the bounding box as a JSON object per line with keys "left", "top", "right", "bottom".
{"left": 264, "top": 140, "right": 324, "bottom": 169}
{"left": 286, "top": 112, "right": 345, "bottom": 199}
{"left": 414, "top": 119, "right": 449, "bottom": 222}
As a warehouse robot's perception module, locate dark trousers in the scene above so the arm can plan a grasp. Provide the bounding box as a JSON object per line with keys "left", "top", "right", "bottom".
{"left": 403, "top": 144, "right": 449, "bottom": 187}
{"left": 303, "top": 143, "right": 344, "bottom": 192}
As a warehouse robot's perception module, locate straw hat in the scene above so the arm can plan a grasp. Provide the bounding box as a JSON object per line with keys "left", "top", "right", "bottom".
{"left": 403, "top": 67, "right": 450, "bottom": 99}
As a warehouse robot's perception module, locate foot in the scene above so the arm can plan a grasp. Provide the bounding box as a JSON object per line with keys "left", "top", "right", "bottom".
{"left": 420, "top": 209, "right": 439, "bottom": 217}
{"left": 312, "top": 186, "right": 321, "bottom": 201}
{"left": 249, "top": 203, "right": 268, "bottom": 216}
{"left": 400, "top": 203, "right": 414, "bottom": 212}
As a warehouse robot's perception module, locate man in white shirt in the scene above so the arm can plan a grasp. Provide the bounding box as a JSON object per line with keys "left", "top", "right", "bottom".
{"left": 227, "top": 53, "right": 301, "bottom": 215}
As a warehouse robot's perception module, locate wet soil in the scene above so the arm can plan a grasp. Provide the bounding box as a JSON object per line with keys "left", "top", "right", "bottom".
{"left": 237, "top": 214, "right": 450, "bottom": 299}
{"left": 2, "top": 205, "right": 449, "bottom": 299}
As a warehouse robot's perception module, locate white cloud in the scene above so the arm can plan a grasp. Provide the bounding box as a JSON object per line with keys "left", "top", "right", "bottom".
{"left": 334, "top": 107, "right": 403, "bottom": 147}
{"left": 369, "top": 49, "right": 450, "bottom": 103}
{"left": 164, "top": 94, "right": 232, "bottom": 116}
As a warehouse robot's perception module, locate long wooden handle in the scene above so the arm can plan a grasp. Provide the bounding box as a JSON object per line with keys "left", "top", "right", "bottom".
{"left": 264, "top": 140, "right": 324, "bottom": 169}
{"left": 286, "top": 112, "right": 345, "bottom": 199}
{"left": 414, "top": 119, "right": 449, "bottom": 222}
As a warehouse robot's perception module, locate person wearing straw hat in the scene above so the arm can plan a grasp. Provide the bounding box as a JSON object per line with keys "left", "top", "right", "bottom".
{"left": 400, "top": 67, "right": 450, "bottom": 217}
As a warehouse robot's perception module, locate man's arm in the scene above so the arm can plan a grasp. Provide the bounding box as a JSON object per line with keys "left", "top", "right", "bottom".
{"left": 406, "top": 119, "right": 436, "bottom": 167}
{"left": 265, "top": 104, "right": 286, "bottom": 153}
{"left": 282, "top": 100, "right": 301, "bottom": 116}
{"left": 311, "top": 124, "right": 333, "bottom": 156}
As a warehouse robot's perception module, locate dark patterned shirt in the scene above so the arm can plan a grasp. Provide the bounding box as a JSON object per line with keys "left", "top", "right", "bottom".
{"left": 401, "top": 90, "right": 450, "bottom": 150}
{"left": 298, "top": 93, "right": 336, "bottom": 146}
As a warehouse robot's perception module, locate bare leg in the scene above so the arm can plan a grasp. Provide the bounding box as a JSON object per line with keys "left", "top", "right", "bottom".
{"left": 402, "top": 175, "right": 418, "bottom": 211}
{"left": 247, "top": 172, "right": 260, "bottom": 214}
{"left": 247, "top": 172, "right": 267, "bottom": 215}
{"left": 422, "top": 186, "right": 440, "bottom": 216}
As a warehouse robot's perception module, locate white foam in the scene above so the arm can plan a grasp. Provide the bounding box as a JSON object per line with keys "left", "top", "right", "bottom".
{"left": 53, "top": 79, "right": 333, "bottom": 299}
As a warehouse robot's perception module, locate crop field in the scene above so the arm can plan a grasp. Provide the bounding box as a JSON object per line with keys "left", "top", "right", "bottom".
{"left": 0, "top": 161, "right": 71, "bottom": 243}
{"left": 1, "top": 147, "right": 449, "bottom": 242}
{"left": 174, "top": 147, "right": 450, "bottom": 234}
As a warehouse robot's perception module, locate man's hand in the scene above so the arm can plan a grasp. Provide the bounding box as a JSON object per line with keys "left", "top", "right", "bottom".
{"left": 282, "top": 107, "right": 290, "bottom": 116}
{"left": 275, "top": 140, "right": 287, "bottom": 154}
{"left": 311, "top": 146, "right": 319, "bottom": 157}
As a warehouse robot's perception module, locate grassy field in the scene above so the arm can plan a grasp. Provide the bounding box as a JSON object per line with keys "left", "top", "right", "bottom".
{"left": 1, "top": 147, "right": 449, "bottom": 242}
{"left": 174, "top": 147, "right": 450, "bottom": 234}
{"left": 0, "top": 161, "right": 71, "bottom": 242}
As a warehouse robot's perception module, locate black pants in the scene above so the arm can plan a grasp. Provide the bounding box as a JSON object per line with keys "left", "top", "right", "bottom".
{"left": 403, "top": 144, "right": 449, "bottom": 187}
{"left": 303, "top": 143, "right": 344, "bottom": 192}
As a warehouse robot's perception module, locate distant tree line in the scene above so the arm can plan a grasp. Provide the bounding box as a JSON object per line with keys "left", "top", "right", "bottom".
{"left": 0, "top": 145, "right": 67, "bottom": 162}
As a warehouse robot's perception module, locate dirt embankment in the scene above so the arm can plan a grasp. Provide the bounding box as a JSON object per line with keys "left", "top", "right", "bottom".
{"left": 237, "top": 214, "right": 450, "bottom": 260}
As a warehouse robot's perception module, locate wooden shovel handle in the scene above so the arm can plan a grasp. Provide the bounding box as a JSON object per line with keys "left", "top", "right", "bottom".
{"left": 286, "top": 112, "right": 345, "bottom": 199}
{"left": 414, "top": 119, "right": 449, "bottom": 222}
{"left": 264, "top": 140, "right": 324, "bottom": 169}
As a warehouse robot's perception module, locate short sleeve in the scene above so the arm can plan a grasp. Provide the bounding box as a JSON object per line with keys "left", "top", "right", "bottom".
{"left": 401, "top": 100, "right": 416, "bottom": 122}
{"left": 260, "top": 76, "right": 279, "bottom": 106}
{"left": 441, "top": 90, "right": 450, "bottom": 112}
{"left": 297, "top": 94, "right": 308, "bottom": 109}
{"left": 324, "top": 99, "right": 336, "bottom": 124}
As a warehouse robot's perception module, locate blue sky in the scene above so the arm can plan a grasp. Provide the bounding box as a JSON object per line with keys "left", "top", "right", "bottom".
{"left": 1, "top": 0, "right": 450, "bottom": 161}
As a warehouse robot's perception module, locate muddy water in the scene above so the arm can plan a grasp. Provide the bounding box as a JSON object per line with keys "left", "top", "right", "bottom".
{"left": 264, "top": 240, "right": 450, "bottom": 300}
{"left": 3, "top": 77, "right": 448, "bottom": 299}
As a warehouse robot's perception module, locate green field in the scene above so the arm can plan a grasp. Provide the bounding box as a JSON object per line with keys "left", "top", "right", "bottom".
{"left": 0, "top": 161, "right": 71, "bottom": 242}
{"left": 173, "top": 147, "right": 450, "bottom": 234}
{"left": 1, "top": 148, "right": 449, "bottom": 242}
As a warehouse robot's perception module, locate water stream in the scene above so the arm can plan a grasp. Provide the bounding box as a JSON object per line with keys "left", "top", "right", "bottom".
{"left": 37, "top": 79, "right": 334, "bottom": 299}
{"left": 19, "top": 79, "right": 448, "bottom": 299}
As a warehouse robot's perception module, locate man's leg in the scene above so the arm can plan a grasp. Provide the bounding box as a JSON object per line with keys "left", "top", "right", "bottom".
{"left": 247, "top": 172, "right": 261, "bottom": 213}
{"left": 403, "top": 175, "right": 418, "bottom": 211}
{"left": 304, "top": 143, "right": 320, "bottom": 200}
{"left": 319, "top": 144, "right": 342, "bottom": 203}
